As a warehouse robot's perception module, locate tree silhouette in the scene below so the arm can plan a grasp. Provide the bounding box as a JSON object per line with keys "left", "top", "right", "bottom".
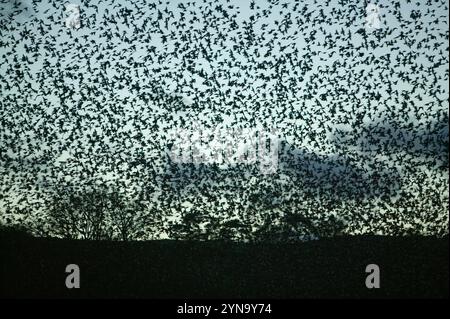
{"left": 46, "top": 185, "right": 159, "bottom": 240}
{"left": 47, "top": 187, "right": 113, "bottom": 240}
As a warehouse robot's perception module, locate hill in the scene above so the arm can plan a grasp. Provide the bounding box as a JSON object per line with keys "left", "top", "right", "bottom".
{"left": 1, "top": 230, "right": 448, "bottom": 298}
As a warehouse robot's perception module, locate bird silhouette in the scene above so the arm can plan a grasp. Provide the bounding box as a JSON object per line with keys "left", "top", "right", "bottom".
{"left": 0, "top": 0, "right": 447, "bottom": 241}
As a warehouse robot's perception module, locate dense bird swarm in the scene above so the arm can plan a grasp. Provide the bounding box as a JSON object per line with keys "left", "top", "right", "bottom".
{"left": 0, "top": 0, "right": 448, "bottom": 241}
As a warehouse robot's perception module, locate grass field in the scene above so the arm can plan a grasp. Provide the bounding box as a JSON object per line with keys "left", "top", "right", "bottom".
{"left": 1, "top": 229, "right": 448, "bottom": 298}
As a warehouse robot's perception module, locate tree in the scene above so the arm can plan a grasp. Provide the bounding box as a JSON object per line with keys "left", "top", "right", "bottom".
{"left": 46, "top": 185, "right": 158, "bottom": 240}
{"left": 47, "top": 186, "right": 113, "bottom": 240}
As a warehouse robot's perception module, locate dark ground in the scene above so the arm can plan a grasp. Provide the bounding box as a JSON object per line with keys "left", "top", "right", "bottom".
{"left": 0, "top": 230, "right": 448, "bottom": 298}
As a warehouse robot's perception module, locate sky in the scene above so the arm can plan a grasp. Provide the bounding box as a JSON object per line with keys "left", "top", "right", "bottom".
{"left": 0, "top": 0, "right": 448, "bottom": 239}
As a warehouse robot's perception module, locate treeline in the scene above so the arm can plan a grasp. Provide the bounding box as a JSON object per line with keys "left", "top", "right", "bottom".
{"left": 26, "top": 179, "right": 348, "bottom": 242}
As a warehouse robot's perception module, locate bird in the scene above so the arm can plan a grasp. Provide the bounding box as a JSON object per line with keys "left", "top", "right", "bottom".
{"left": 0, "top": 0, "right": 447, "bottom": 241}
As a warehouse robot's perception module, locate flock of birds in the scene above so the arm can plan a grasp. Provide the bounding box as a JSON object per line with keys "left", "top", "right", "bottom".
{"left": 0, "top": 0, "right": 448, "bottom": 240}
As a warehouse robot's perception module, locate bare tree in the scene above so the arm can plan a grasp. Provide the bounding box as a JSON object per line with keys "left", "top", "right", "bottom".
{"left": 47, "top": 187, "right": 114, "bottom": 240}
{"left": 46, "top": 184, "right": 159, "bottom": 240}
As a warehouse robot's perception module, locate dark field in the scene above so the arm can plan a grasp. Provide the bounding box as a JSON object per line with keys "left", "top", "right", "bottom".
{"left": 1, "top": 230, "right": 448, "bottom": 299}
